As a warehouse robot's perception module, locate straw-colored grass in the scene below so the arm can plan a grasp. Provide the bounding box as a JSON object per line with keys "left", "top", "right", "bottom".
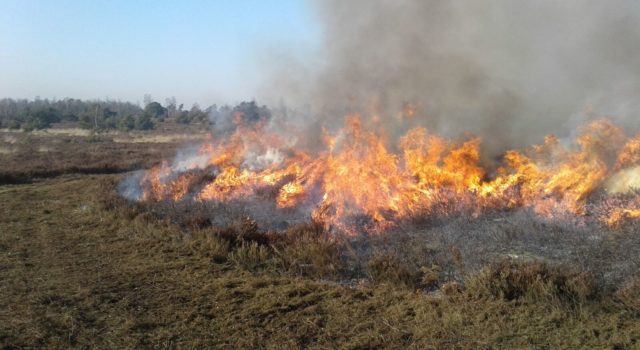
{"left": 1, "top": 175, "right": 639, "bottom": 348}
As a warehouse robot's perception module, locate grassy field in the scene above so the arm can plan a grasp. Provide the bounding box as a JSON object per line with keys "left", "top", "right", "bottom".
{"left": 1, "top": 129, "right": 640, "bottom": 349}
{"left": 0, "top": 126, "right": 205, "bottom": 184}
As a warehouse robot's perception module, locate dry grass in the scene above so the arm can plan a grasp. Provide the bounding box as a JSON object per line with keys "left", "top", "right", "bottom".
{"left": 273, "top": 223, "right": 343, "bottom": 278}
{"left": 31, "top": 127, "right": 92, "bottom": 137}
{"left": 464, "top": 260, "right": 598, "bottom": 305}
{"left": 112, "top": 133, "right": 207, "bottom": 143}
{"left": 367, "top": 251, "right": 420, "bottom": 287}
{"left": 614, "top": 276, "right": 640, "bottom": 314}
{"left": 0, "top": 130, "right": 180, "bottom": 184}
{"left": 1, "top": 175, "right": 640, "bottom": 348}
{"left": 1, "top": 129, "right": 640, "bottom": 348}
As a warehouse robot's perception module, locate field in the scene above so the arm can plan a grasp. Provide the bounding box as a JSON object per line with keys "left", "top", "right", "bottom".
{"left": 1, "top": 128, "right": 640, "bottom": 349}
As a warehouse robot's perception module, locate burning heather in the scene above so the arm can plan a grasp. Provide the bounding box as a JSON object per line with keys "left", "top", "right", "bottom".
{"left": 122, "top": 1, "right": 640, "bottom": 237}
{"left": 122, "top": 106, "right": 640, "bottom": 235}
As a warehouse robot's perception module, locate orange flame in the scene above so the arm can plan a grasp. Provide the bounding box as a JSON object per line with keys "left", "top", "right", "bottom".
{"left": 137, "top": 115, "right": 640, "bottom": 234}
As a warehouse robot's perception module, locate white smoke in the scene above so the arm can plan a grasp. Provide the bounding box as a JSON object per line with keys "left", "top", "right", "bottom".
{"left": 260, "top": 0, "right": 640, "bottom": 155}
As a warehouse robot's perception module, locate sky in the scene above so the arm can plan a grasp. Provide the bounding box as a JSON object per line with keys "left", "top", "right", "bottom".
{"left": 0, "top": 0, "right": 320, "bottom": 106}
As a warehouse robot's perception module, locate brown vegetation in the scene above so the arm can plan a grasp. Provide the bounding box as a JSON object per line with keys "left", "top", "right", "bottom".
{"left": 0, "top": 130, "right": 183, "bottom": 184}
{"left": 1, "top": 175, "right": 639, "bottom": 348}
{"left": 1, "top": 131, "right": 639, "bottom": 348}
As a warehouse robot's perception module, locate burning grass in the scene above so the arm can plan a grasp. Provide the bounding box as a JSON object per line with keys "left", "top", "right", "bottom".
{"left": 3, "top": 116, "right": 640, "bottom": 347}
{"left": 114, "top": 110, "right": 640, "bottom": 306}
{"left": 129, "top": 114, "right": 640, "bottom": 235}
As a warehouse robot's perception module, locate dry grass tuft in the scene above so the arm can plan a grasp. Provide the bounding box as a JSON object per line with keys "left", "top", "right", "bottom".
{"left": 367, "top": 252, "right": 420, "bottom": 287}
{"left": 273, "top": 222, "right": 342, "bottom": 277}
{"left": 228, "top": 240, "right": 271, "bottom": 270}
{"left": 188, "top": 229, "right": 231, "bottom": 263}
{"left": 464, "top": 259, "right": 598, "bottom": 304}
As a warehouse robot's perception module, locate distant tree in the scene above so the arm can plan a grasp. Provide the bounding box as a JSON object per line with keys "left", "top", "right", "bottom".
{"left": 135, "top": 114, "right": 154, "bottom": 130}
{"left": 97, "top": 107, "right": 118, "bottom": 129}
{"left": 231, "top": 101, "right": 271, "bottom": 125}
{"left": 208, "top": 101, "right": 271, "bottom": 133}
{"left": 6, "top": 119, "right": 21, "bottom": 130}
{"left": 102, "top": 107, "right": 117, "bottom": 118}
{"left": 0, "top": 97, "right": 160, "bottom": 131}
{"left": 165, "top": 97, "right": 177, "bottom": 119}
{"left": 61, "top": 113, "right": 78, "bottom": 122}
{"left": 144, "top": 102, "right": 167, "bottom": 120}
{"left": 143, "top": 94, "right": 153, "bottom": 106}
{"left": 175, "top": 111, "right": 192, "bottom": 124}
{"left": 187, "top": 103, "right": 208, "bottom": 123}
{"left": 23, "top": 108, "right": 60, "bottom": 131}
{"left": 117, "top": 115, "right": 136, "bottom": 131}
{"left": 78, "top": 114, "right": 93, "bottom": 129}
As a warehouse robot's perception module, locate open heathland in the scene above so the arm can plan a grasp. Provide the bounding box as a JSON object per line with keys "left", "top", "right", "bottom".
{"left": 0, "top": 130, "right": 639, "bottom": 349}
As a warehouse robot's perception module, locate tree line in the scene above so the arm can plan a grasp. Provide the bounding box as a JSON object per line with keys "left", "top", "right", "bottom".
{"left": 0, "top": 97, "right": 212, "bottom": 131}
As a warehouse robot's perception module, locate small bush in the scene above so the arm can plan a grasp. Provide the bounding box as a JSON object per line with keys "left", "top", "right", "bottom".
{"left": 464, "top": 259, "right": 598, "bottom": 304}
{"left": 228, "top": 240, "right": 271, "bottom": 270}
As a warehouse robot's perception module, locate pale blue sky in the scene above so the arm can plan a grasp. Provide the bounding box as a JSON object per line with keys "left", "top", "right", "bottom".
{"left": 0, "top": 0, "right": 320, "bottom": 106}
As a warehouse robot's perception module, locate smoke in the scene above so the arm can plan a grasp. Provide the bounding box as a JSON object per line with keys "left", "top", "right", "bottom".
{"left": 261, "top": 0, "right": 640, "bottom": 155}
{"left": 118, "top": 171, "right": 145, "bottom": 201}
{"left": 606, "top": 166, "right": 640, "bottom": 194}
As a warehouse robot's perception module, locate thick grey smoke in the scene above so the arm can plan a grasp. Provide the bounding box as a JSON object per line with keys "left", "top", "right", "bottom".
{"left": 262, "top": 0, "right": 640, "bottom": 154}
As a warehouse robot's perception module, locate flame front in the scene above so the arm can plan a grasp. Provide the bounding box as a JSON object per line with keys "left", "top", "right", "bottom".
{"left": 136, "top": 114, "right": 640, "bottom": 235}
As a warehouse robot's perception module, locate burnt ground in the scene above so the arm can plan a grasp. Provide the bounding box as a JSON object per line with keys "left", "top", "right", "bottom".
{"left": 137, "top": 189, "right": 640, "bottom": 294}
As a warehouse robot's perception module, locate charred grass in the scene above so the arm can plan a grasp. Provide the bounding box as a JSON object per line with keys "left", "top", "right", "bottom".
{"left": 1, "top": 175, "right": 635, "bottom": 348}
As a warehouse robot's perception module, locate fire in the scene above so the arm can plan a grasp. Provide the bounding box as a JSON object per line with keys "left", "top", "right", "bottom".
{"left": 605, "top": 166, "right": 640, "bottom": 194}
{"left": 605, "top": 208, "right": 640, "bottom": 227}
{"left": 134, "top": 113, "right": 640, "bottom": 234}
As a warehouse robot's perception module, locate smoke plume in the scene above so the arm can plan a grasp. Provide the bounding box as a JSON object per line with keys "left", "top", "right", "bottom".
{"left": 262, "top": 0, "right": 640, "bottom": 154}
